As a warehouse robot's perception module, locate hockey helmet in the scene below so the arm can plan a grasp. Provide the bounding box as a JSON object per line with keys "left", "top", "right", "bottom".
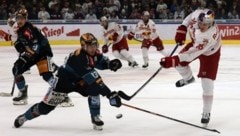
{"left": 100, "top": 16, "right": 108, "bottom": 22}
{"left": 143, "top": 11, "right": 150, "bottom": 16}
{"left": 16, "top": 8, "right": 28, "bottom": 19}
{"left": 198, "top": 9, "right": 215, "bottom": 26}
{"left": 80, "top": 33, "right": 99, "bottom": 50}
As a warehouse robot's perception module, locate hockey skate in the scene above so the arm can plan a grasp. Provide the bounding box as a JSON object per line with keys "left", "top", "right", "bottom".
{"left": 175, "top": 76, "right": 195, "bottom": 87}
{"left": 58, "top": 96, "right": 74, "bottom": 107}
{"left": 91, "top": 115, "right": 104, "bottom": 130}
{"left": 129, "top": 61, "right": 138, "bottom": 67}
{"left": 142, "top": 63, "right": 149, "bottom": 68}
{"left": 14, "top": 114, "right": 27, "bottom": 128}
{"left": 13, "top": 85, "right": 28, "bottom": 105}
{"left": 201, "top": 113, "right": 210, "bottom": 127}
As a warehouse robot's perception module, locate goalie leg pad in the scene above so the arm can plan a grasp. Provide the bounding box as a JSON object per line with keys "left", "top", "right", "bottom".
{"left": 43, "top": 87, "right": 67, "bottom": 106}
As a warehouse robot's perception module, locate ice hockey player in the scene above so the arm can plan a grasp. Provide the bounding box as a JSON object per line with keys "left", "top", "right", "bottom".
{"left": 160, "top": 9, "right": 221, "bottom": 127}
{"left": 14, "top": 33, "right": 122, "bottom": 130}
{"left": 12, "top": 8, "right": 73, "bottom": 107}
{"left": 128, "top": 11, "right": 168, "bottom": 68}
{"left": 100, "top": 16, "right": 138, "bottom": 67}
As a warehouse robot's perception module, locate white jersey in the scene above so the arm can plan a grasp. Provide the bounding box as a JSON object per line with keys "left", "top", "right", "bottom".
{"left": 178, "top": 24, "right": 221, "bottom": 62}
{"left": 132, "top": 19, "right": 159, "bottom": 40}
{"left": 182, "top": 9, "right": 204, "bottom": 39}
{"left": 7, "top": 21, "right": 18, "bottom": 42}
{"left": 101, "top": 22, "right": 124, "bottom": 44}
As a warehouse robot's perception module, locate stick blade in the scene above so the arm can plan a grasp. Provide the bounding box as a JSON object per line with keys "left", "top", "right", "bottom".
{"left": 118, "top": 91, "right": 131, "bottom": 100}
{"left": 0, "top": 92, "right": 12, "bottom": 97}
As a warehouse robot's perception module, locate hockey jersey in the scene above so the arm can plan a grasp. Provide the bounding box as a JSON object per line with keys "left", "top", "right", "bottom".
{"left": 178, "top": 24, "right": 221, "bottom": 62}
{"left": 101, "top": 22, "right": 124, "bottom": 44}
{"left": 131, "top": 19, "right": 159, "bottom": 40}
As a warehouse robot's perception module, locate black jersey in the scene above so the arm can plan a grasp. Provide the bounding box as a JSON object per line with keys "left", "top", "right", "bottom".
{"left": 56, "top": 48, "right": 111, "bottom": 96}
{"left": 16, "top": 21, "right": 53, "bottom": 62}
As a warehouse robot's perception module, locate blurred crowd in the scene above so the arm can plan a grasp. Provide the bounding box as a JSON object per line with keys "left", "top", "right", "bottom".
{"left": 0, "top": 0, "right": 239, "bottom": 20}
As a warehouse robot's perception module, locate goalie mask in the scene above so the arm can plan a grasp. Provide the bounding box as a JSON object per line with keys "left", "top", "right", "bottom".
{"left": 80, "top": 33, "right": 99, "bottom": 50}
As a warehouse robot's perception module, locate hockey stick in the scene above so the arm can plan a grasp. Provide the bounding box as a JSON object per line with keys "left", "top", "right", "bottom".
{"left": 0, "top": 75, "right": 15, "bottom": 97}
{"left": 118, "top": 44, "right": 179, "bottom": 100}
{"left": 122, "top": 103, "right": 221, "bottom": 134}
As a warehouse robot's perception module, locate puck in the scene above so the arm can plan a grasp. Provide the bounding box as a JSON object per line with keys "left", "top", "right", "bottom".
{"left": 116, "top": 113, "right": 123, "bottom": 119}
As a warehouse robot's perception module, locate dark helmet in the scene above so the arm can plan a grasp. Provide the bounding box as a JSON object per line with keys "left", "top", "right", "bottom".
{"left": 80, "top": 33, "right": 99, "bottom": 50}
{"left": 16, "top": 8, "right": 28, "bottom": 19}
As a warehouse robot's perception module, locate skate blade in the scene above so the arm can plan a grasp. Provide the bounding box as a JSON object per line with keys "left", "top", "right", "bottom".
{"left": 0, "top": 92, "right": 12, "bottom": 97}
{"left": 202, "top": 123, "right": 208, "bottom": 128}
{"left": 93, "top": 124, "right": 103, "bottom": 131}
{"left": 58, "top": 102, "right": 74, "bottom": 107}
{"left": 13, "top": 100, "right": 28, "bottom": 105}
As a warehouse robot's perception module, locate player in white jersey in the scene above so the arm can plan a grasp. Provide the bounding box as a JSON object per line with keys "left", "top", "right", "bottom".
{"left": 160, "top": 9, "right": 221, "bottom": 127}
{"left": 127, "top": 11, "right": 168, "bottom": 68}
{"left": 100, "top": 16, "right": 138, "bottom": 67}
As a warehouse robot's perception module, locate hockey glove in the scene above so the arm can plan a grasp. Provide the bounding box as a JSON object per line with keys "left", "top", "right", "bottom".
{"left": 175, "top": 25, "right": 187, "bottom": 45}
{"left": 102, "top": 44, "right": 109, "bottom": 53}
{"left": 160, "top": 56, "right": 180, "bottom": 68}
{"left": 107, "top": 91, "right": 122, "bottom": 107}
{"left": 14, "top": 40, "right": 25, "bottom": 53}
{"left": 109, "top": 59, "right": 122, "bottom": 72}
{"left": 143, "top": 39, "right": 152, "bottom": 46}
{"left": 128, "top": 32, "right": 135, "bottom": 40}
{"left": 112, "top": 32, "right": 118, "bottom": 41}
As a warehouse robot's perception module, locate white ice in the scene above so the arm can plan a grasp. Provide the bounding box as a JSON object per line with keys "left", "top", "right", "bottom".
{"left": 0, "top": 45, "right": 240, "bottom": 136}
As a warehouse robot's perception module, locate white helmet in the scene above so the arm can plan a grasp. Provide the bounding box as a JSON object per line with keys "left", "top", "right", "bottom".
{"left": 100, "top": 16, "right": 107, "bottom": 22}
{"left": 143, "top": 11, "right": 150, "bottom": 16}
{"left": 198, "top": 9, "right": 215, "bottom": 25}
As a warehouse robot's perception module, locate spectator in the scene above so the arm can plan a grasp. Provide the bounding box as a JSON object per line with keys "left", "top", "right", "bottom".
{"left": 119, "top": 9, "right": 128, "bottom": 19}
{"left": 85, "top": 10, "right": 97, "bottom": 20}
{"left": 109, "top": 10, "right": 119, "bottom": 19}
{"left": 94, "top": 0, "right": 104, "bottom": 19}
{"left": 74, "top": 5, "right": 85, "bottom": 19}
{"left": 28, "top": 6, "right": 39, "bottom": 19}
{"left": 129, "top": 7, "right": 141, "bottom": 19}
{"left": 82, "top": 0, "right": 93, "bottom": 15}
{"left": 228, "top": 9, "right": 239, "bottom": 19}
{"left": 38, "top": 7, "right": 50, "bottom": 20}
{"left": 156, "top": 0, "right": 168, "bottom": 13}
{"left": 61, "top": 1, "right": 70, "bottom": 17}
{"left": 64, "top": 8, "right": 74, "bottom": 20}
{"left": 48, "top": 0, "right": 58, "bottom": 10}
{"left": 102, "top": 7, "right": 110, "bottom": 18}
{"left": 174, "top": 6, "right": 185, "bottom": 20}
{"left": 0, "top": 5, "right": 8, "bottom": 20}
{"left": 49, "top": 5, "right": 62, "bottom": 19}
{"left": 108, "top": 0, "right": 121, "bottom": 13}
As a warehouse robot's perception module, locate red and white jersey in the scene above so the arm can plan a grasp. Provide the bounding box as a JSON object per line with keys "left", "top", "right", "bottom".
{"left": 101, "top": 22, "right": 124, "bottom": 44}
{"left": 182, "top": 9, "right": 204, "bottom": 39}
{"left": 8, "top": 21, "right": 19, "bottom": 42}
{"left": 131, "top": 19, "right": 159, "bottom": 40}
{"left": 178, "top": 24, "right": 221, "bottom": 62}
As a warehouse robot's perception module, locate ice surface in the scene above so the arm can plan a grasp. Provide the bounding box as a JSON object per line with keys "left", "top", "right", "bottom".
{"left": 0, "top": 45, "right": 240, "bottom": 136}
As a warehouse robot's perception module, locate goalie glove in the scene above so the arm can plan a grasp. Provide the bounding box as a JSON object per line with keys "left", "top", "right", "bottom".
{"left": 175, "top": 25, "right": 187, "bottom": 45}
